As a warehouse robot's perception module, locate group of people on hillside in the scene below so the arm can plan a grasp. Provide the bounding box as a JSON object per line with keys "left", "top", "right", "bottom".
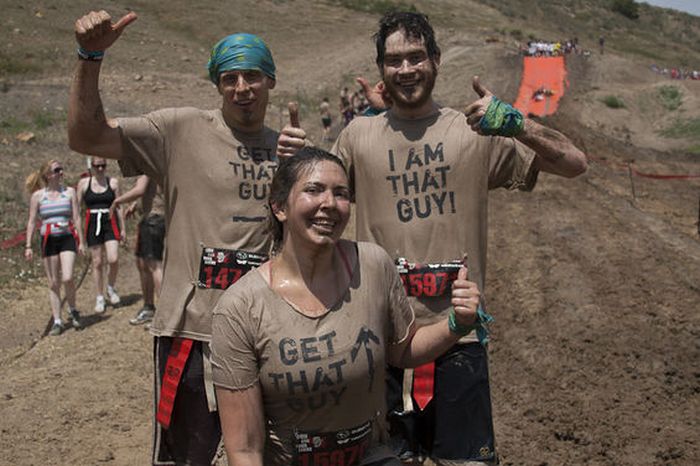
{"left": 25, "top": 7, "right": 586, "bottom": 466}
{"left": 650, "top": 63, "right": 700, "bottom": 80}
{"left": 24, "top": 158, "right": 165, "bottom": 335}
{"left": 522, "top": 38, "right": 582, "bottom": 56}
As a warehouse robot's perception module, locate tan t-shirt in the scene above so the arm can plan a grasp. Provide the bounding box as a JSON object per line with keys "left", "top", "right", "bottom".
{"left": 118, "top": 108, "right": 278, "bottom": 340}
{"left": 212, "top": 241, "right": 415, "bottom": 465}
{"left": 332, "top": 107, "right": 538, "bottom": 341}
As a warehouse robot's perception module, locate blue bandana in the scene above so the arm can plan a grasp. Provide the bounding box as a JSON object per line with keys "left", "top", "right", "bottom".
{"left": 207, "top": 33, "right": 276, "bottom": 84}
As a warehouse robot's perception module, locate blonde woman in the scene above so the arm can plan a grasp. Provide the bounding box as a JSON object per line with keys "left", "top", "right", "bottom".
{"left": 25, "top": 160, "right": 86, "bottom": 336}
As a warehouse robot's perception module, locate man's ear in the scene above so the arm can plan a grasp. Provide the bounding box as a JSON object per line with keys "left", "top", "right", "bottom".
{"left": 433, "top": 53, "right": 441, "bottom": 71}
{"left": 267, "top": 78, "right": 276, "bottom": 90}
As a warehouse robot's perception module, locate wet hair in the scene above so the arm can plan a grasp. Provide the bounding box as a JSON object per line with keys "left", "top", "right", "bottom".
{"left": 25, "top": 159, "right": 60, "bottom": 194}
{"left": 374, "top": 11, "right": 441, "bottom": 69}
{"left": 268, "top": 147, "right": 347, "bottom": 254}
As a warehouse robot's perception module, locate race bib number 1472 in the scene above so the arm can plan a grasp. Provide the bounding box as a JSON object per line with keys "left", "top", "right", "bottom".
{"left": 197, "top": 247, "right": 267, "bottom": 290}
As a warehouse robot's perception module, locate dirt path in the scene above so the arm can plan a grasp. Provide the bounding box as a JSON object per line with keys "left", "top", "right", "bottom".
{"left": 1, "top": 164, "right": 698, "bottom": 466}
{"left": 487, "top": 168, "right": 700, "bottom": 465}
{"left": 0, "top": 250, "right": 154, "bottom": 466}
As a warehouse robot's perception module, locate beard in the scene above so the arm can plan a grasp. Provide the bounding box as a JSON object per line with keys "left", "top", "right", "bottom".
{"left": 383, "top": 65, "right": 437, "bottom": 111}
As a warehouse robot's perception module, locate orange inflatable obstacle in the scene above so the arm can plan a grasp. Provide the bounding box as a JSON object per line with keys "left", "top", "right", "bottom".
{"left": 513, "top": 56, "right": 568, "bottom": 117}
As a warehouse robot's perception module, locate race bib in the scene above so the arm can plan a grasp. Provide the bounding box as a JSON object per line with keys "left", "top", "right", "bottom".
{"left": 395, "top": 257, "right": 462, "bottom": 298}
{"left": 294, "top": 421, "right": 372, "bottom": 466}
{"left": 197, "top": 247, "right": 267, "bottom": 290}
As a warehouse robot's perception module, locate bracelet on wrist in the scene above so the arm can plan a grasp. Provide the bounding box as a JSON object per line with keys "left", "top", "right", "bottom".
{"left": 77, "top": 47, "right": 105, "bottom": 61}
{"left": 448, "top": 308, "right": 474, "bottom": 337}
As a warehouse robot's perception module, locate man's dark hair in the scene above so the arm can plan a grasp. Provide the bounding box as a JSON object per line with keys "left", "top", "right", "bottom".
{"left": 374, "top": 11, "right": 440, "bottom": 69}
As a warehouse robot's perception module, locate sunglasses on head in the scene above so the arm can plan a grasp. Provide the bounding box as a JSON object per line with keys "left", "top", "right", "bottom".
{"left": 52, "top": 167, "right": 64, "bottom": 174}
{"left": 92, "top": 163, "right": 106, "bottom": 169}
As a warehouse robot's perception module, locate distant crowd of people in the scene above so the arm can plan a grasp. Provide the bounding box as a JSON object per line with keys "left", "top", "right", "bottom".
{"left": 521, "top": 38, "right": 585, "bottom": 56}
{"left": 650, "top": 64, "right": 700, "bottom": 80}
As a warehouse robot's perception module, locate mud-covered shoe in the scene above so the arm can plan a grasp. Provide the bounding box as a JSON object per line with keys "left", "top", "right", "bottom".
{"left": 94, "top": 295, "right": 106, "bottom": 314}
{"left": 49, "top": 322, "right": 63, "bottom": 336}
{"left": 129, "top": 307, "right": 154, "bottom": 326}
{"left": 106, "top": 286, "right": 121, "bottom": 305}
{"left": 68, "top": 308, "right": 82, "bottom": 329}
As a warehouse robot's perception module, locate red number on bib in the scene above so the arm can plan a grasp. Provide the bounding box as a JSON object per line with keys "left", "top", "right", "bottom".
{"left": 423, "top": 272, "right": 437, "bottom": 296}
{"left": 408, "top": 273, "right": 423, "bottom": 296}
{"left": 214, "top": 267, "right": 229, "bottom": 289}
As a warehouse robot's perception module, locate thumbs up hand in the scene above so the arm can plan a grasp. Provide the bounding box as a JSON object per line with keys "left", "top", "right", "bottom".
{"left": 464, "top": 76, "right": 496, "bottom": 134}
{"left": 356, "top": 76, "right": 392, "bottom": 111}
{"left": 74, "top": 10, "right": 137, "bottom": 52}
{"left": 276, "top": 101, "right": 307, "bottom": 159}
{"left": 451, "top": 259, "right": 480, "bottom": 328}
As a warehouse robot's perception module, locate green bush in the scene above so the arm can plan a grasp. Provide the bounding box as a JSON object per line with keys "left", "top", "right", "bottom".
{"left": 611, "top": 0, "right": 639, "bottom": 20}
{"left": 660, "top": 118, "right": 700, "bottom": 141}
{"left": 658, "top": 86, "right": 682, "bottom": 111}
{"left": 601, "top": 95, "right": 625, "bottom": 109}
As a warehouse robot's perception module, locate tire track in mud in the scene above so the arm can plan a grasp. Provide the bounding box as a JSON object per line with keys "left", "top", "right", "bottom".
{"left": 486, "top": 173, "right": 699, "bottom": 465}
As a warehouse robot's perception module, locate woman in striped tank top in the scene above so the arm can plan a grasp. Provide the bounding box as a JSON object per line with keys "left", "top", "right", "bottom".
{"left": 25, "top": 160, "right": 86, "bottom": 336}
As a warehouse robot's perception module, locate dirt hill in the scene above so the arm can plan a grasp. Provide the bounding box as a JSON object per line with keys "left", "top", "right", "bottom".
{"left": 1, "top": 1, "right": 699, "bottom": 465}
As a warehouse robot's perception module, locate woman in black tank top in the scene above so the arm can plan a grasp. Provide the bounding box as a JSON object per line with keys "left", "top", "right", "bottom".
{"left": 77, "top": 157, "right": 125, "bottom": 313}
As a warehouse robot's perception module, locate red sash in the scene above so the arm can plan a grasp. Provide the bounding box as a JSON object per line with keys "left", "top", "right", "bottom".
{"left": 42, "top": 222, "right": 79, "bottom": 251}
{"left": 156, "top": 338, "right": 194, "bottom": 429}
{"left": 412, "top": 362, "right": 435, "bottom": 410}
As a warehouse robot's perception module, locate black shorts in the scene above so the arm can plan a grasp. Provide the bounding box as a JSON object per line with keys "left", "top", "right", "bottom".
{"left": 322, "top": 116, "right": 332, "bottom": 128}
{"left": 42, "top": 233, "right": 77, "bottom": 258}
{"left": 136, "top": 214, "right": 165, "bottom": 261}
{"left": 85, "top": 212, "right": 120, "bottom": 247}
{"left": 153, "top": 336, "right": 221, "bottom": 466}
{"left": 386, "top": 343, "right": 496, "bottom": 463}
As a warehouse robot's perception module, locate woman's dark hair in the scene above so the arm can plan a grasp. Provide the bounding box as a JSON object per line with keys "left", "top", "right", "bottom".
{"left": 374, "top": 11, "right": 441, "bottom": 69}
{"left": 268, "top": 147, "right": 347, "bottom": 254}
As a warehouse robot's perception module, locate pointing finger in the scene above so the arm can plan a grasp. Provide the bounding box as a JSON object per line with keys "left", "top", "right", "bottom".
{"left": 288, "top": 101, "right": 300, "bottom": 128}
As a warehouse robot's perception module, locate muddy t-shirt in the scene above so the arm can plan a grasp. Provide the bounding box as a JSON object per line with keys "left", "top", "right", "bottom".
{"left": 333, "top": 107, "right": 538, "bottom": 341}
{"left": 118, "top": 108, "right": 278, "bottom": 340}
{"left": 212, "top": 241, "right": 414, "bottom": 465}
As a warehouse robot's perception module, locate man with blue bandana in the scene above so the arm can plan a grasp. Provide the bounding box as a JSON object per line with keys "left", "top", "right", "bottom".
{"left": 68, "top": 10, "right": 304, "bottom": 466}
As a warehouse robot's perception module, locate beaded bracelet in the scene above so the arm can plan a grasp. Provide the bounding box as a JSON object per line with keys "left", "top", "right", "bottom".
{"left": 77, "top": 47, "right": 105, "bottom": 61}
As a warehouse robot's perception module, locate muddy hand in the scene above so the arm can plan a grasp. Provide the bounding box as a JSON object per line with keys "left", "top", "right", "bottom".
{"left": 356, "top": 76, "right": 391, "bottom": 110}
{"left": 451, "top": 264, "right": 479, "bottom": 327}
{"left": 276, "top": 101, "right": 306, "bottom": 159}
{"left": 464, "top": 76, "right": 495, "bottom": 134}
{"left": 75, "top": 10, "right": 137, "bottom": 52}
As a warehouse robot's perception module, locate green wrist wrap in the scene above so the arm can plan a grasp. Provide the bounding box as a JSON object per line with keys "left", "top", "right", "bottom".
{"left": 480, "top": 96, "right": 524, "bottom": 137}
